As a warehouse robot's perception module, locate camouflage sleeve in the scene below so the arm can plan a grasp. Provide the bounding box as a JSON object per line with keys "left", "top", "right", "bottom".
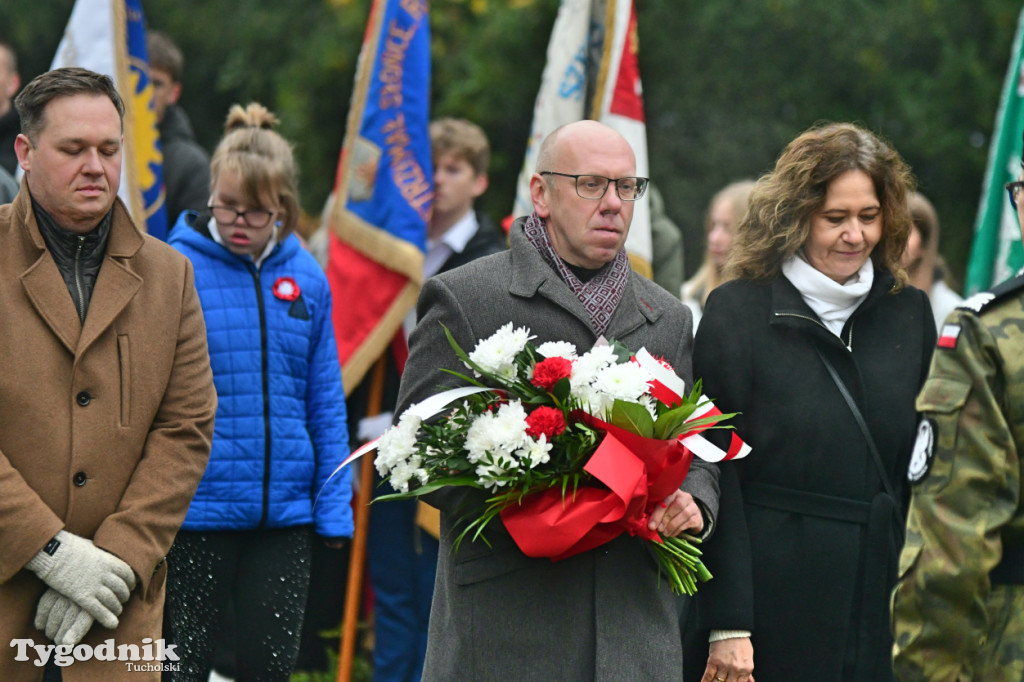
{"left": 890, "top": 309, "right": 1022, "bottom": 680}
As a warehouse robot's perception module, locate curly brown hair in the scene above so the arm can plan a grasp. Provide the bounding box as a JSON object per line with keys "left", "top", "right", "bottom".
{"left": 726, "top": 122, "right": 914, "bottom": 289}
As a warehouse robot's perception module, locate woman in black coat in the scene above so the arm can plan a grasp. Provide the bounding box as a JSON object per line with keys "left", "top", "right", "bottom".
{"left": 687, "top": 122, "right": 935, "bottom": 682}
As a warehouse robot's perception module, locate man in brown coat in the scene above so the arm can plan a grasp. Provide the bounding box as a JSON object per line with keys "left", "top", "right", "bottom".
{"left": 0, "top": 67, "right": 216, "bottom": 680}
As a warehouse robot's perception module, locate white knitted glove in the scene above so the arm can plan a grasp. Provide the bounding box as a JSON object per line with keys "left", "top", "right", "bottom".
{"left": 35, "top": 588, "right": 95, "bottom": 646}
{"left": 25, "top": 531, "right": 136, "bottom": 629}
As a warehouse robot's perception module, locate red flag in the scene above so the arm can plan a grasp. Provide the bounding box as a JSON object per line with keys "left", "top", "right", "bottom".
{"left": 327, "top": 0, "right": 431, "bottom": 394}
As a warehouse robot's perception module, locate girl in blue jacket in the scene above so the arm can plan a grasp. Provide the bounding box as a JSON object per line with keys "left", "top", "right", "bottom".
{"left": 165, "top": 103, "right": 352, "bottom": 681}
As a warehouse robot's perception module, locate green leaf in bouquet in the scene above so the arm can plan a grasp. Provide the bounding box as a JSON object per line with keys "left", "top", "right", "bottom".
{"left": 678, "top": 412, "right": 740, "bottom": 435}
{"left": 652, "top": 402, "right": 698, "bottom": 440}
{"left": 689, "top": 377, "right": 704, "bottom": 398}
{"left": 607, "top": 339, "right": 633, "bottom": 364}
{"left": 571, "top": 419, "right": 597, "bottom": 438}
{"left": 560, "top": 473, "right": 578, "bottom": 501}
{"left": 373, "top": 474, "right": 481, "bottom": 503}
{"left": 444, "top": 456, "right": 474, "bottom": 474}
{"left": 440, "top": 323, "right": 495, "bottom": 381}
{"left": 453, "top": 510, "right": 498, "bottom": 551}
{"left": 514, "top": 346, "right": 536, "bottom": 372}
{"left": 439, "top": 367, "right": 490, "bottom": 389}
{"left": 608, "top": 399, "right": 655, "bottom": 438}
{"left": 551, "top": 376, "right": 571, "bottom": 403}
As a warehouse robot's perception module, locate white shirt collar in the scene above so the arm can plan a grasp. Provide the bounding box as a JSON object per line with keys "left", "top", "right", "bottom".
{"left": 422, "top": 210, "right": 478, "bottom": 281}
{"left": 406, "top": 211, "right": 481, "bottom": 338}
{"left": 431, "top": 209, "right": 478, "bottom": 254}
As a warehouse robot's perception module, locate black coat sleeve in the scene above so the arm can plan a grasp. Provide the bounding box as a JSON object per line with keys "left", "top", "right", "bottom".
{"left": 691, "top": 283, "right": 756, "bottom": 631}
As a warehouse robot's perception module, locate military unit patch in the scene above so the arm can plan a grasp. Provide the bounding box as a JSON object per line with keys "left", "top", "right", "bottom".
{"left": 907, "top": 418, "right": 936, "bottom": 484}
{"left": 937, "top": 324, "right": 961, "bottom": 349}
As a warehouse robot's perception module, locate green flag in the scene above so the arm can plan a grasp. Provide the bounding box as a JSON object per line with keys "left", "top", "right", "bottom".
{"left": 966, "top": 8, "right": 1024, "bottom": 294}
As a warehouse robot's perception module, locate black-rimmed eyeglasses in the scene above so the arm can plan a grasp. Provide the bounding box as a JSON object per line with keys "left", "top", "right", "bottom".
{"left": 1006, "top": 181, "right": 1024, "bottom": 211}
{"left": 539, "top": 172, "right": 649, "bottom": 201}
{"left": 209, "top": 204, "right": 276, "bottom": 228}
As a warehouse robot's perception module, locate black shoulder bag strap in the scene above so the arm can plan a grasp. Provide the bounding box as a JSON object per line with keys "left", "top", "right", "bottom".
{"left": 816, "top": 344, "right": 907, "bottom": 681}
{"left": 814, "top": 344, "right": 904, "bottom": 543}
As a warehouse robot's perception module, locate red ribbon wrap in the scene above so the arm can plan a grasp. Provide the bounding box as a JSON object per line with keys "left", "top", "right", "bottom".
{"left": 500, "top": 417, "right": 694, "bottom": 561}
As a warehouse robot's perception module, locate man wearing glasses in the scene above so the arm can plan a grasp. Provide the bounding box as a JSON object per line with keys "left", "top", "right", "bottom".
{"left": 394, "top": 119, "right": 719, "bottom": 681}
{"left": 891, "top": 151, "right": 1024, "bottom": 678}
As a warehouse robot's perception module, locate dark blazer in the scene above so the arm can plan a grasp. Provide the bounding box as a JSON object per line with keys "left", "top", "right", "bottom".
{"left": 396, "top": 218, "right": 719, "bottom": 682}
{"left": 158, "top": 105, "right": 211, "bottom": 232}
{"left": 688, "top": 270, "right": 935, "bottom": 682}
{"left": 436, "top": 210, "right": 507, "bottom": 272}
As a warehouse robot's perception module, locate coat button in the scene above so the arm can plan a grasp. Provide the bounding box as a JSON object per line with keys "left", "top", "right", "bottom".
{"left": 76, "top": 391, "right": 91, "bottom": 407}
{"left": 73, "top": 471, "right": 87, "bottom": 487}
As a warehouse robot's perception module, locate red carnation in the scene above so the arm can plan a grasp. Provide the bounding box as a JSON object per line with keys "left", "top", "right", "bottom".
{"left": 525, "top": 406, "right": 566, "bottom": 440}
{"left": 530, "top": 357, "right": 573, "bottom": 391}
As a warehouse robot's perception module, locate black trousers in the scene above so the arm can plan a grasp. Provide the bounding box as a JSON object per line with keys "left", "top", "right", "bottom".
{"left": 163, "top": 526, "right": 312, "bottom": 682}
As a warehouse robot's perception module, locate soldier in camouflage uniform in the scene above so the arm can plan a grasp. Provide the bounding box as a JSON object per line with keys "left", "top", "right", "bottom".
{"left": 890, "top": 173, "right": 1024, "bottom": 680}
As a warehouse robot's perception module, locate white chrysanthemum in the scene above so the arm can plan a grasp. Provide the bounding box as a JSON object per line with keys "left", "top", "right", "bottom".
{"left": 464, "top": 412, "right": 499, "bottom": 464}
{"left": 640, "top": 395, "right": 658, "bottom": 420}
{"left": 571, "top": 345, "right": 618, "bottom": 386}
{"left": 574, "top": 383, "right": 615, "bottom": 420}
{"left": 592, "top": 361, "right": 653, "bottom": 402}
{"left": 537, "top": 341, "right": 578, "bottom": 360}
{"left": 489, "top": 401, "right": 529, "bottom": 453}
{"left": 474, "top": 460, "right": 514, "bottom": 490}
{"left": 467, "top": 323, "right": 534, "bottom": 377}
{"left": 388, "top": 456, "right": 423, "bottom": 493}
{"left": 375, "top": 412, "right": 422, "bottom": 475}
{"left": 517, "top": 434, "right": 552, "bottom": 468}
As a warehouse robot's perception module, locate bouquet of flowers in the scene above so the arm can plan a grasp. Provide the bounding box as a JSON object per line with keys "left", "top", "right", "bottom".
{"left": 359, "top": 323, "right": 748, "bottom": 596}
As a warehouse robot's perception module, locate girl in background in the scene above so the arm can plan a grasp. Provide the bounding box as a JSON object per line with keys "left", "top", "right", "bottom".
{"left": 902, "top": 191, "right": 964, "bottom": 330}
{"left": 681, "top": 180, "right": 755, "bottom": 329}
{"left": 165, "top": 103, "right": 352, "bottom": 681}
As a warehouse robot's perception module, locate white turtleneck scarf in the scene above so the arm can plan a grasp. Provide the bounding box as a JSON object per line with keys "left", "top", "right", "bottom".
{"left": 781, "top": 253, "right": 874, "bottom": 337}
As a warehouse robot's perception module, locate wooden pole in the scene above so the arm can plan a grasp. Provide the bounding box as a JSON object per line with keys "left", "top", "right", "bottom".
{"left": 337, "top": 356, "right": 387, "bottom": 681}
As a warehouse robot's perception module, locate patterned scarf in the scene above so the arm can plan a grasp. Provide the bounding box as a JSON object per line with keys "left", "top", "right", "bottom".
{"left": 523, "top": 212, "right": 629, "bottom": 336}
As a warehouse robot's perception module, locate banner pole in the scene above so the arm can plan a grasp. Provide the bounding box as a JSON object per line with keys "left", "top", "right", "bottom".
{"left": 337, "top": 355, "right": 387, "bottom": 681}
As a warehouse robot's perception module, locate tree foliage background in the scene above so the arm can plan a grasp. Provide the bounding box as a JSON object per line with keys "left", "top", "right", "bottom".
{"left": 2, "top": 0, "right": 1021, "bottom": 284}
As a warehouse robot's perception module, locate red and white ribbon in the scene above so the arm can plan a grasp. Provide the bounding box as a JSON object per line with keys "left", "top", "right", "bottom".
{"left": 634, "top": 347, "right": 751, "bottom": 463}
{"left": 337, "top": 386, "right": 496, "bottom": 469}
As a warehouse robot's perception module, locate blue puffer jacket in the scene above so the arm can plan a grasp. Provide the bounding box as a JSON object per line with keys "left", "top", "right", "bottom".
{"left": 169, "top": 212, "right": 352, "bottom": 537}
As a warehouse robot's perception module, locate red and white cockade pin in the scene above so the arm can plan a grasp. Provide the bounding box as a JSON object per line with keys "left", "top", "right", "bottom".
{"left": 273, "top": 277, "right": 301, "bottom": 302}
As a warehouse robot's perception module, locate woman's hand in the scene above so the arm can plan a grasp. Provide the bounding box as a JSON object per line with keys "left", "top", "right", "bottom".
{"left": 648, "top": 489, "right": 703, "bottom": 537}
{"left": 701, "top": 637, "right": 754, "bottom": 682}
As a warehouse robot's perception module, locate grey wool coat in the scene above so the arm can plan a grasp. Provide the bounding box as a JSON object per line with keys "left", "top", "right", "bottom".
{"left": 395, "top": 218, "right": 720, "bottom": 682}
